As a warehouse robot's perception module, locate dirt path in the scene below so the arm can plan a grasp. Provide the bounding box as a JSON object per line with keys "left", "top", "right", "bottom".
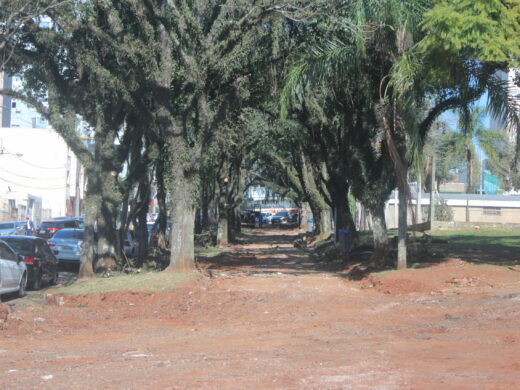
{"left": 1, "top": 229, "right": 520, "bottom": 389}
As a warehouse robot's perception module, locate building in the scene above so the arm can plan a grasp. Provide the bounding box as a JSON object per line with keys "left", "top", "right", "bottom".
{"left": 0, "top": 127, "right": 84, "bottom": 224}
{"left": 385, "top": 192, "right": 520, "bottom": 228}
{"left": 10, "top": 75, "right": 50, "bottom": 129}
{"left": 0, "top": 72, "right": 51, "bottom": 129}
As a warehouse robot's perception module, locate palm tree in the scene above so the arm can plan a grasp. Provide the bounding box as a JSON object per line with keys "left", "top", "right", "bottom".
{"left": 280, "top": 0, "right": 520, "bottom": 268}
{"left": 457, "top": 106, "right": 489, "bottom": 193}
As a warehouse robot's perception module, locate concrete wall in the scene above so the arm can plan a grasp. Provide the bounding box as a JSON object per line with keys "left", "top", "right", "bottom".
{"left": 0, "top": 127, "right": 83, "bottom": 223}
{"left": 386, "top": 204, "right": 520, "bottom": 228}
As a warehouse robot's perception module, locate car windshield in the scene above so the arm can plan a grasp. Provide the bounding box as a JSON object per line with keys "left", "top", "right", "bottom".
{"left": 275, "top": 212, "right": 288, "bottom": 216}
{"left": 1, "top": 238, "right": 34, "bottom": 253}
{"left": 54, "top": 230, "right": 84, "bottom": 239}
{"left": 0, "top": 223, "right": 14, "bottom": 229}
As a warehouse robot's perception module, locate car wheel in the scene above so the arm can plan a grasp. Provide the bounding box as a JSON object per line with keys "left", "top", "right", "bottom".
{"left": 50, "top": 270, "right": 59, "bottom": 285}
{"left": 18, "top": 273, "right": 27, "bottom": 298}
{"left": 32, "top": 272, "right": 42, "bottom": 290}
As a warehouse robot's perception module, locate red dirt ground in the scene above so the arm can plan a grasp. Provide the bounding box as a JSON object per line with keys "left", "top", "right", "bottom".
{"left": 1, "top": 229, "right": 520, "bottom": 389}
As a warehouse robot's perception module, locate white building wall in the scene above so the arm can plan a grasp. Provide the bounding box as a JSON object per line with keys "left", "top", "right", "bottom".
{"left": 0, "top": 127, "right": 83, "bottom": 222}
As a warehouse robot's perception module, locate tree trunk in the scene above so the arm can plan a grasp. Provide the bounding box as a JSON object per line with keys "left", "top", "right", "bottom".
{"left": 167, "top": 167, "right": 196, "bottom": 272}
{"left": 96, "top": 202, "right": 118, "bottom": 271}
{"left": 317, "top": 208, "right": 333, "bottom": 235}
{"left": 136, "top": 189, "right": 149, "bottom": 264}
{"left": 416, "top": 172, "right": 422, "bottom": 223}
{"left": 79, "top": 168, "right": 100, "bottom": 278}
{"left": 370, "top": 202, "right": 389, "bottom": 267}
{"left": 155, "top": 156, "right": 169, "bottom": 249}
{"left": 216, "top": 209, "right": 229, "bottom": 247}
{"left": 466, "top": 147, "right": 473, "bottom": 193}
{"left": 330, "top": 185, "right": 357, "bottom": 250}
{"left": 397, "top": 187, "right": 407, "bottom": 270}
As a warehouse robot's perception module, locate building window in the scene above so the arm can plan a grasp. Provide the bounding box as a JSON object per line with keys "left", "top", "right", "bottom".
{"left": 11, "top": 101, "right": 16, "bottom": 108}
{"left": 483, "top": 207, "right": 501, "bottom": 215}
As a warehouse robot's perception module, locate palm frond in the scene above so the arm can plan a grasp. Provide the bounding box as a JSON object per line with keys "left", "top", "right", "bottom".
{"left": 486, "top": 75, "right": 520, "bottom": 155}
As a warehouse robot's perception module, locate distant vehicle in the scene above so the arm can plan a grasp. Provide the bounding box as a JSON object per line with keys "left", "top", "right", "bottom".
{"left": 271, "top": 211, "right": 290, "bottom": 225}
{"left": 36, "top": 218, "right": 83, "bottom": 239}
{"left": 0, "top": 221, "right": 26, "bottom": 236}
{"left": 260, "top": 212, "right": 273, "bottom": 224}
{"left": 0, "top": 236, "right": 58, "bottom": 290}
{"left": 122, "top": 230, "right": 138, "bottom": 257}
{"left": 271, "top": 211, "right": 299, "bottom": 226}
{"left": 48, "top": 229, "right": 84, "bottom": 264}
{"left": 0, "top": 240, "right": 27, "bottom": 298}
{"left": 147, "top": 220, "right": 172, "bottom": 248}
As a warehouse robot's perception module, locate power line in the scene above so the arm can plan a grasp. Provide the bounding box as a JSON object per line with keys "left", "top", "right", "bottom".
{"left": 0, "top": 147, "right": 65, "bottom": 170}
{"left": 0, "top": 175, "right": 67, "bottom": 190}
{"left": 0, "top": 165, "right": 65, "bottom": 180}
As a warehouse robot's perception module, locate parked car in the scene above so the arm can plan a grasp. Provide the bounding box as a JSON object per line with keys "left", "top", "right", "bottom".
{"left": 260, "top": 212, "right": 273, "bottom": 224}
{"left": 271, "top": 211, "right": 290, "bottom": 225}
{"left": 0, "top": 240, "right": 27, "bottom": 298}
{"left": 0, "top": 221, "right": 26, "bottom": 236}
{"left": 0, "top": 236, "right": 59, "bottom": 290}
{"left": 148, "top": 220, "right": 172, "bottom": 248}
{"left": 36, "top": 218, "right": 83, "bottom": 239}
{"left": 48, "top": 229, "right": 84, "bottom": 264}
{"left": 122, "top": 230, "right": 138, "bottom": 257}
{"left": 271, "top": 211, "right": 299, "bottom": 226}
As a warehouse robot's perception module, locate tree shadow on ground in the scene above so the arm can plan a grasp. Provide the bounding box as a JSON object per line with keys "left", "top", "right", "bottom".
{"left": 198, "top": 229, "right": 349, "bottom": 276}
{"left": 235, "top": 229, "right": 303, "bottom": 246}
{"left": 427, "top": 235, "right": 520, "bottom": 266}
{"left": 198, "top": 230, "right": 520, "bottom": 279}
{"left": 197, "top": 246, "right": 349, "bottom": 276}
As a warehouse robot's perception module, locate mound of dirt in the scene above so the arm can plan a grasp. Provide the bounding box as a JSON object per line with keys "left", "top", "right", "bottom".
{"left": 358, "top": 258, "right": 516, "bottom": 295}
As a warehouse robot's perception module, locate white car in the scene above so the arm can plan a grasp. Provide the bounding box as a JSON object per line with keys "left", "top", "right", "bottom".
{"left": 0, "top": 240, "right": 27, "bottom": 298}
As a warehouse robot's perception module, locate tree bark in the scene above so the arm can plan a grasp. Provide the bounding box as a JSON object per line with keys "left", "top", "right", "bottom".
{"left": 216, "top": 209, "right": 229, "bottom": 247}
{"left": 370, "top": 202, "right": 389, "bottom": 267}
{"left": 79, "top": 169, "right": 99, "bottom": 278}
{"left": 397, "top": 187, "right": 408, "bottom": 270}
{"left": 167, "top": 158, "right": 196, "bottom": 272}
{"left": 315, "top": 208, "right": 332, "bottom": 236}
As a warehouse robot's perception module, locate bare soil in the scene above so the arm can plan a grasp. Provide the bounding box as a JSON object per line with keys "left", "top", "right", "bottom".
{"left": 1, "top": 229, "right": 520, "bottom": 389}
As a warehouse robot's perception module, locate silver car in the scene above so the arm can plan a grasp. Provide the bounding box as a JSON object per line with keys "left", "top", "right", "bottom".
{"left": 0, "top": 240, "right": 27, "bottom": 298}
{"left": 0, "top": 222, "right": 26, "bottom": 236}
{"left": 48, "top": 229, "right": 84, "bottom": 263}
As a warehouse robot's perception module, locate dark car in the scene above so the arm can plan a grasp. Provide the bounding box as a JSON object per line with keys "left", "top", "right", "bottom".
{"left": 0, "top": 236, "right": 59, "bottom": 290}
{"left": 271, "top": 211, "right": 299, "bottom": 226}
{"left": 36, "top": 218, "right": 83, "bottom": 239}
{"left": 271, "top": 211, "right": 290, "bottom": 225}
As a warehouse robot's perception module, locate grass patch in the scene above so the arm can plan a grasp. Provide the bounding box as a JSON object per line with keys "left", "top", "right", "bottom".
{"left": 49, "top": 271, "right": 198, "bottom": 295}
{"left": 432, "top": 229, "right": 520, "bottom": 252}
{"left": 196, "top": 246, "right": 228, "bottom": 257}
{"left": 373, "top": 269, "right": 397, "bottom": 275}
